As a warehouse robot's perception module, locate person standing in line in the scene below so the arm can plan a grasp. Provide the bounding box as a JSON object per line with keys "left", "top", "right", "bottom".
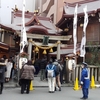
{"left": 80, "top": 62, "right": 90, "bottom": 99}
{"left": 5, "top": 59, "right": 13, "bottom": 82}
{"left": 40, "top": 56, "right": 47, "bottom": 81}
{"left": 59, "top": 59, "right": 64, "bottom": 84}
{"left": 20, "top": 60, "right": 35, "bottom": 94}
{"left": 0, "top": 58, "right": 7, "bottom": 94}
{"left": 34, "top": 58, "right": 40, "bottom": 75}
{"left": 46, "top": 59, "right": 56, "bottom": 93}
{"left": 53, "top": 59, "right": 62, "bottom": 91}
{"left": 10, "top": 56, "right": 15, "bottom": 80}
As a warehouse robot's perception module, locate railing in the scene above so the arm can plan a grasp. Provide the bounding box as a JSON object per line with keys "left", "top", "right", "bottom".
{"left": 67, "top": 65, "right": 100, "bottom": 83}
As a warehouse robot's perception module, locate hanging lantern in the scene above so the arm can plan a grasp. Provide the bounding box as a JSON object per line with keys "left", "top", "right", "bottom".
{"left": 66, "top": 57, "right": 68, "bottom": 60}
{"left": 77, "top": 51, "right": 80, "bottom": 56}
{"left": 43, "top": 50, "right": 47, "bottom": 54}
{"left": 49, "top": 48, "right": 53, "bottom": 53}
{"left": 35, "top": 47, "right": 39, "bottom": 52}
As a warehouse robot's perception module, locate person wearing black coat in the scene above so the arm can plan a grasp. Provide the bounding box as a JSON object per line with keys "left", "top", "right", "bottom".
{"left": 0, "top": 58, "right": 7, "bottom": 94}
{"left": 40, "top": 56, "right": 47, "bottom": 81}
{"left": 34, "top": 58, "right": 40, "bottom": 75}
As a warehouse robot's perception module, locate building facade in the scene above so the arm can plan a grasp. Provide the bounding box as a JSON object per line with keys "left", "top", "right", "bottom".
{"left": 35, "top": 0, "right": 83, "bottom": 24}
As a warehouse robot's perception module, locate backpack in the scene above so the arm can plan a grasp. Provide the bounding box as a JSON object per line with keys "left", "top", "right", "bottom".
{"left": 0, "top": 68, "right": 3, "bottom": 79}
{"left": 55, "top": 64, "right": 61, "bottom": 76}
{"left": 0, "top": 69, "right": 3, "bottom": 74}
{"left": 47, "top": 65, "right": 54, "bottom": 78}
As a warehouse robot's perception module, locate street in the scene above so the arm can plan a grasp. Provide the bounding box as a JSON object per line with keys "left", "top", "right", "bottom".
{"left": 0, "top": 87, "right": 100, "bottom": 100}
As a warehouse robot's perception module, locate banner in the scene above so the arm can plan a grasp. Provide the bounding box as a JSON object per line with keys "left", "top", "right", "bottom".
{"left": 20, "top": 0, "right": 27, "bottom": 53}
{"left": 80, "top": 5, "right": 88, "bottom": 57}
{"left": 73, "top": 4, "right": 78, "bottom": 55}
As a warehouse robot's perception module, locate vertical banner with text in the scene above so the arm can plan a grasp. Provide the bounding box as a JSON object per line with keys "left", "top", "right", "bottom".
{"left": 73, "top": 4, "right": 78, "bottom": 55}
{"left": 80, "top": 5, "right": 88, "bottom": 57}
{"left": 20, "top": 0, "right": 27, "bottom": 53}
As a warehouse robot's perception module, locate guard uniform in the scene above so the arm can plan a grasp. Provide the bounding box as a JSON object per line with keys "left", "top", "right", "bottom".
{"left": 80, "top": 62, "right": 90, "bottom": 99}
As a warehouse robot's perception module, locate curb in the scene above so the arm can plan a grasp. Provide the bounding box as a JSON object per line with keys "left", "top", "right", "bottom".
{"left": 4, "top": 84, "right": 74, "bottom": 89}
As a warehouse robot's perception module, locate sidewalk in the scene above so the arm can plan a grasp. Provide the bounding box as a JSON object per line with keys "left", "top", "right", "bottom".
{"left": 4, "top": 76, "right": 74, "bottom": 88}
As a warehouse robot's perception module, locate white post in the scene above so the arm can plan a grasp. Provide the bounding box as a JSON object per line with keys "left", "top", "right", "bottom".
{"left": 28, "top": 39, "right": 32, "bottom": 60}
{"left": 57, "top": 41, "right": 60, "bottom": 60}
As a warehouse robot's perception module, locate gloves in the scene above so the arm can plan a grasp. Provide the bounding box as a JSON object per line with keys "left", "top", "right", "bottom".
{"left": 80, "top": 81, "right": 83, "bottom": 88}
{"left": 81, "top": 81, "right": 83, "bottom": 85}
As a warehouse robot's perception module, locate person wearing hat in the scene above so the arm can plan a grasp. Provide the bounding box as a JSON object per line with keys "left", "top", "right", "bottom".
{"left": 80, "top": 62, "right": 90, "bottom": 99}
{"left": 46, "top": 59, "right": 56, "bottom": 93}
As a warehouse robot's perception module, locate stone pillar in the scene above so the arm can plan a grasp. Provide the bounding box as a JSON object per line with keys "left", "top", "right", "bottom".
{"left": 28, "top": 39, "right": 32, "bottom": 60}
{"left": 57, "top": 41, "right": 60, "bottom": 60}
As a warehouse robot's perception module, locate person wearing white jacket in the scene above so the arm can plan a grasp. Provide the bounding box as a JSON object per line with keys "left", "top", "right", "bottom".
{"left": 5, "top": 59, "right": 13, "bottom": 82}
{"left": 68, "top": 57, "right": 76, "bottom": 82}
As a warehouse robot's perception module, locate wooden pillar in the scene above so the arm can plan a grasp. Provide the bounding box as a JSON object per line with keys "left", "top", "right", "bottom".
{"left": 9, "top": 34, "right": 12, "bottom": 47}
{"left": 72, "top": 59, "right": 76, "bottom": 82}
{"left": 91, "top": 68, "right": 94, "bottom": 80}
{"left": 95, "top": 68, "right": 97, "bottom": 82}
{"left": 79, "top": 66, "right": 82, "bottom": 80}
{"left": 98, "top": 68, "right": 100, "bottom": 82}
{"left": 72, "top": 69, "right": 75, "bottom": 82}
{"left": 1, "top": 31, "right": 4, "bottom": 42}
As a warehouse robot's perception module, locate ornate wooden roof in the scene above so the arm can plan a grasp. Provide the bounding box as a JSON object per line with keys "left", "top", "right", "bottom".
{"left": 49, "top": 43, "right": 80, "bottom": 56}
{"left": 56, "top": 0, "right": 100, "bottom": 30}
{"left": 0, "top": 10, "right": 58, "bottom": 35}
{"left": 0, "top": 42, "right": 9, "bottom": 51}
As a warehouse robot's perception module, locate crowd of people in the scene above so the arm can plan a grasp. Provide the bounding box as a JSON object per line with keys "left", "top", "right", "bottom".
{"left": 19, "top": 56, "right": 63, "bottom": 94}
{"left": 0, "top": 56, "right": 15, "bottom": 83}
{"left": 0, "top": 55, "right": 90, "bottom": 99}
{"left": 0, "top": 55, "right": 66, "bottom": 94}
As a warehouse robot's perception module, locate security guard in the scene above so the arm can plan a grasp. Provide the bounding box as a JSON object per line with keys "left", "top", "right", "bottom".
{"left": 80, "top": 62, "right": 90, "bottom": 99}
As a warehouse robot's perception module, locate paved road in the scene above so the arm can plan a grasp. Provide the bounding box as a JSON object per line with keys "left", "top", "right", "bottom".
{"left": 0, "top": 87, "right": 100, "bottom": 100}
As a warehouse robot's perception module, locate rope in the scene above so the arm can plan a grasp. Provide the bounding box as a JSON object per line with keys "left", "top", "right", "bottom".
{"left": 29, "top": 40, "right": 61, "bottom": 50}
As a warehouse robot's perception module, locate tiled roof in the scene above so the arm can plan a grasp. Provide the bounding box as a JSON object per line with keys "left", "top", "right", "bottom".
{"left": 64, "top": 0, "right": 100, "bottom": 16}
{"left": 56, "top": 0, "right": 100, "bottom": 30}
{"left": 0, "top": 10, "right": 57, "bottom": 35}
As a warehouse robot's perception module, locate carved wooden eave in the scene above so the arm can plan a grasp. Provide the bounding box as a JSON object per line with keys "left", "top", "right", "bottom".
{"left": 49, "top": 43, "right": 80, "bottom": 56}
{"left": 17, "top": 32, "right": 72, "bottom": 41}
{"left": 27, "top": 25, "right": 49, "bottom": 35}
{"left": 56, "top": 0, "right": 100, "bottom": 30}
{"left": 0, "top": 42, "right": 9, "bottom": 51}
{"left": 0, "top": 10, "right": 58, "bottom": 35}
{"left": 0, "top": 24, "right": 15, "bottom": 33}
{"left": 19, "top": 52, "right": 29, "bottom": 57}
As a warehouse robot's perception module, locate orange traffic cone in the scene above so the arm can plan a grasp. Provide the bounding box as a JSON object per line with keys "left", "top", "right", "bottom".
{"left": 73, "top": 77, "right": 79, "bottom": 90}
{"left": 90, "top": 76, "right": 95, "bottom": 89}
{"left": 30, "top": 81, "right": 34, "bottom": 90}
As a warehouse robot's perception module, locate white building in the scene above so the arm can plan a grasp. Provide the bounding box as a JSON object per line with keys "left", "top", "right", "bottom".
{"left": 0, "top": 0, "right": 35, "bottom": 24}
